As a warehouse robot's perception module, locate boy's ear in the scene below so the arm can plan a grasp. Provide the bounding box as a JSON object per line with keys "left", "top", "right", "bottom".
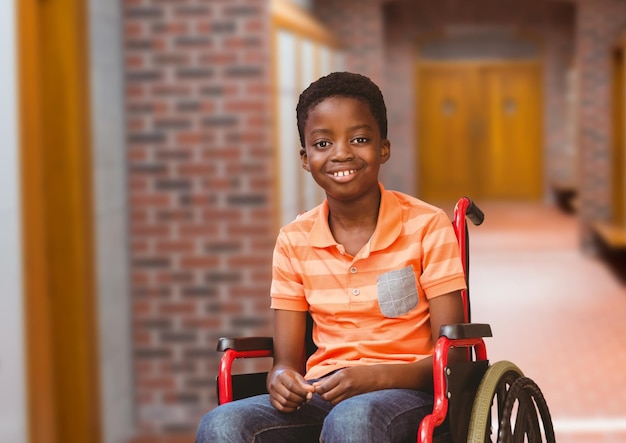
{"left": 380, "top": 139, "right": 391, "bottom": 163}
{"left": 300, "top": 147, "right": 310, "bottom": 171}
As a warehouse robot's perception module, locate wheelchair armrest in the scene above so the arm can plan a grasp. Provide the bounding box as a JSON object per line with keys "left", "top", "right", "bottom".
{"left": 439, "top": 323, "right": 492, "bottom": 340}
{"left": 217, "top": 336, "right": 274, "bottom": 352}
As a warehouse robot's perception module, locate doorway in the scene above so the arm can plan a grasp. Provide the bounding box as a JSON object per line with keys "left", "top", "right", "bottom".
{"left": 416, "top": 61, "right": 543, "bottom": 202}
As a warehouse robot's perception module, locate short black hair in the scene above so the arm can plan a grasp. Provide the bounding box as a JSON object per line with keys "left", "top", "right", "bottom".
{"left": 296, "top": 72, "right": 388, "bottom": 148}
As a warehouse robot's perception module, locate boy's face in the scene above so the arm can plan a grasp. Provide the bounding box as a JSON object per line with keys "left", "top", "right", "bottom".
{"left": 300, "top": 96, "right": 390, "bottom": 203}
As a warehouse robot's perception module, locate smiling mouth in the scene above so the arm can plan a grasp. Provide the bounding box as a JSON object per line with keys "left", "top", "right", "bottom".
{"left": 332, "top": 169, "right": 357, "bottom": 177}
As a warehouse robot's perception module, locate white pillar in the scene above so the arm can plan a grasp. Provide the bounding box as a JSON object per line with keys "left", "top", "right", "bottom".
{"left": 0, "top": 0, "right": 28, "bottom": 442}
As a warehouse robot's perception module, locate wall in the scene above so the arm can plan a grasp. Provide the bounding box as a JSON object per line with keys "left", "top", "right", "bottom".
{"left": 575, "top": 0, "right": 626, "bottom": 245}
{"left": 122, "top": 0, "right": 274, "bottom": 433}
{"left": 0, "top": 0, "right": 27, "bottom": 441}
{"left": 313, "top": 0, "right": 385, "bottom": 84}
{"left": 544, "top": 4, "right": 577, "bottom": 190}
{"left": 90, "top": 0, "right": 134, "bottom": 442}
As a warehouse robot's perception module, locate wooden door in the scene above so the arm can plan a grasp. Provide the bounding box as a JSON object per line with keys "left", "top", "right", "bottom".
{"left": 416, "top": 62, "right": 542, "bottom": 202}
{"left": 417, "top": 65, "right": 477, "bottom": 201}
{"left": 480, "top": 63, "right": 542, "bottom": 199}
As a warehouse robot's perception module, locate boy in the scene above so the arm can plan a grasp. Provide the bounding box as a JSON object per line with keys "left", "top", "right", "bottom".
{"left": 196, "top": 72, "right": 467, "bottom": 443}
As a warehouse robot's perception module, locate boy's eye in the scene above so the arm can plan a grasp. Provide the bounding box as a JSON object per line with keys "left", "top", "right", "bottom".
{"left": 353, "top": 137, "right": 369, "bottom": 144}
{"left": 313, "top": 140, "right": 330, "bottom": 149}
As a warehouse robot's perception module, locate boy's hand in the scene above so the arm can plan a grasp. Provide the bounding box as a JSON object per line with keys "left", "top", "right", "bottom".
{"left": 313, "top": 366, "right": 378, "bottom": 405}
{"left": 268, "top": 368, "right": 315, "bottom": 413}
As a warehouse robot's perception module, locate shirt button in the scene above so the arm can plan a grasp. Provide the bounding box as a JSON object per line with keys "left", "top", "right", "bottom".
{"left": 350, "top": 266, "right": 357, "bottom": 274}
{"left": 352, "top": 288, "right": 360, "bottom": 296}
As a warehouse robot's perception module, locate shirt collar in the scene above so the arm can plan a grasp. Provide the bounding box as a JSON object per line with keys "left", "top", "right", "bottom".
{"left": 309, "top": 183, "right": 403, "bottom": 253}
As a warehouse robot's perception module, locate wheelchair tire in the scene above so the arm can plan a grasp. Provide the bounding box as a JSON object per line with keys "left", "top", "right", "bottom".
{"left": 497, "top": 376, "right": 555, "bottom": 443}
{"left": 466, "top": 360, "right": 524, "bottom": 443}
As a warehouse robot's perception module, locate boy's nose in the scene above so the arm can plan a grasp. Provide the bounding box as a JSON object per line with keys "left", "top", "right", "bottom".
{"left": 331, "top": 140, "right": 353, "bottom": 161}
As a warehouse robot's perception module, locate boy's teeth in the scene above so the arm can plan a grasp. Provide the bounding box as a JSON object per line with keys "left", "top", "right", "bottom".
{"left": 333, "top": 170, "right": 355, "bottom": 177}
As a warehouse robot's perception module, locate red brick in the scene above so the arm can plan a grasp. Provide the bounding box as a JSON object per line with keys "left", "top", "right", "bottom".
{"left": 201, "top": 149, "right": 241, "bottom": 161}
{"left": 181, "top": 317, "right": 221, "bottom": 329}
{"left": 134, "top": 361, "right": 153, "bottom": 375}
{"left": 134, "top": 300, "right": 152, "bottom": 315}
{"left": 199, "top": 101, "right": 216, "bottom": 113}
{"left": 176, "top": 132, "right": 204, "bottom": 144}
{"left": 138, "top": 377, "right": 176, "bottom": 390}
{"left": 126, "top": 55, "right": 145, "bottom": 68}
{"left": 126, "top": 84, "right": 145, "bottom": 98}
{"left": 131, "top": 194, "right": 172, "bottom": 207}
{"left": 131, "top": 224, "right": 171, "bottom": 237}
{"left": 131, "top": 240, "right": 150, "bottom": 253}
{"left": 132, "top": 272, "right": 150, "bottom": 285}
{"left": 244, "top": 19, "right": 264, "bottom": 33}
{"left": 228, "top": 256, "right": 269, "bottom": 268}
{"left": 129, "top": 177, "right": 149, "bottom": 192}
{"left": 124, "top": 23, "right": 144, "bottom": 38}
{"left": 135, "top": 331, "right": 152, "bottom": 345}
{"left": 224, "top": 100, "right": 266, "bottom": 113}
{"left": 128, "top": 147, "right": 149, "bottom": 161}
{"left": 179, "top": 256, "right": 219, "bottom": 268}
{"left": 158, "top": 302, "right": 196, "bottom": 315}
{"left": 127, "top": 117, "right": 146, "bottom": 131}
{"left": 199, "top": 52, "right": 238, "bottom": 65}
{"left": 177, "top": 222, "right": 218, "bottom": 236}
{"left": 177, "top": 163, "right": 217, "bottom": 176}
{"left": 200, "top": 209, "right": 240, "bottom": 221}
{"left": 155, "top": 240, "right": 195, "bottom": 254}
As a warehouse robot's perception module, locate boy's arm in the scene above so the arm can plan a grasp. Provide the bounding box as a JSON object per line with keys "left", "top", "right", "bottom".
{"left": 313, "top": 290, "right": 464, "bottom": 405}
{"left": 267, "top": 309, "right": 315, "bottom": 412}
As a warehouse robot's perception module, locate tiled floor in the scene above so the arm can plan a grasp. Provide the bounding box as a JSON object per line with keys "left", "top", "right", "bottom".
{"left": 466, "top": 201, "right": 626, "bottom": 443}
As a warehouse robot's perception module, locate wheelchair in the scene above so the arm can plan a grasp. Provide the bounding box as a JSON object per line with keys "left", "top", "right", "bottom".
{"left": 215, "top": 197, "right": 555, "bottom": 443}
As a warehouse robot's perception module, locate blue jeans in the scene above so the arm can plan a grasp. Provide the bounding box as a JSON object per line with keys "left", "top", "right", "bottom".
{"left": 195, "top": 388, "right": 433, "bottom": 443}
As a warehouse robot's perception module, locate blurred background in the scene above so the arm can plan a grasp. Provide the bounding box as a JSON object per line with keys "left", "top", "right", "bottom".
{"left": 2, "top": 0, "right": 626, "bottom": 442}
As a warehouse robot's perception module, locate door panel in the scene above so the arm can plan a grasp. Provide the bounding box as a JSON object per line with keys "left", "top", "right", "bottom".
{"left": 416, "top": 62, "right": 542, "bottom": 201}
{"left": 481, "top": 64, "right": 542, "bottom": 199}
{"left": 417, "top": 66, "right": 476, "bottom": 201}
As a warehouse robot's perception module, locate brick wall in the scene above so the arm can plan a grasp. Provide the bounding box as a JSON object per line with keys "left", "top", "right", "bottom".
{"left": 123, "top": 0, "right": 273, "bottom": 433}
{"left": 312, "top": 0, "right": 385, "bottom": 84}
{"left": 575, "top": 0, "right": 626, "bottom": 246}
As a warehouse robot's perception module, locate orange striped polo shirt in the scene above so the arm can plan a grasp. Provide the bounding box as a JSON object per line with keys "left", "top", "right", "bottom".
{"left": 270, "top": 183, "right": 467, "bottom": 380}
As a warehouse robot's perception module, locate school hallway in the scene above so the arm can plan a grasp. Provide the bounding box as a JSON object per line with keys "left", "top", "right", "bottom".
{"left": 464, "top": 200, "right": 626, "bottom": 443}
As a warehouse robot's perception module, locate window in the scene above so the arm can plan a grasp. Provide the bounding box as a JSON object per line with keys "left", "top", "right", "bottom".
{"left": 272, "top": 0, "right": 344, "bottom": 226}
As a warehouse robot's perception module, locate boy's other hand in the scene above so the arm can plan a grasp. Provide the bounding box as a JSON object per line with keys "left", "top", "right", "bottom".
{"left": 268, "top": 368, "right": 314, "bottom": 413}
{"left": 312, "top": 366, "right": 377, "bottom": 405}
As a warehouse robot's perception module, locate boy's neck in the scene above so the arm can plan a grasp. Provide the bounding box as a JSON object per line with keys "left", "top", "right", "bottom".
{"left": 326, "top": 192, "right": 381, "bottom": 256}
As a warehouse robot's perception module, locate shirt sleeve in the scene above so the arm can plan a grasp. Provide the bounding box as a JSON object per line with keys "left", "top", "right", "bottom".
{"left": 269, "top": 229, "right": 309, "bottom": 311}
{"left": 419, "top": 210, "right": 467, "bottom": 299}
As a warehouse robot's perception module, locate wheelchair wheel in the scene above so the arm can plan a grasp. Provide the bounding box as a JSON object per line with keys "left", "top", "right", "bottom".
{"left": 466, "top": 360, "right": 524, "bottom": 442}
{"left": 497, "top": 377, "right": 555, "bottom": 443}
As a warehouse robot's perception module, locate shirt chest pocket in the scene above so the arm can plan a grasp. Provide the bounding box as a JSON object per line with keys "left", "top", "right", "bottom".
{"left": 376, "top": 266, "right": 419, "bottom": 318}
